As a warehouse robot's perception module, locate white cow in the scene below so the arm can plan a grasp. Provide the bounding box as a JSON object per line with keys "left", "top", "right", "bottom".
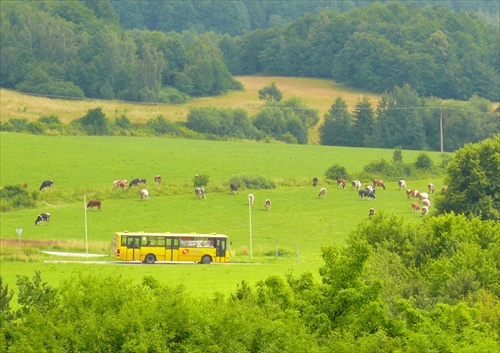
{"left": 248, "top": 194, "right": 254, "bottom": 205}
{"left": 318, "top": 187, "right": 327, "bottom": 198}
{"left": 140, "top": 189, "right": 150, "bottom": 200}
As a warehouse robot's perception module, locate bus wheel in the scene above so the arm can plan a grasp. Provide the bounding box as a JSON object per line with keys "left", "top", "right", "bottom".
{"left": 145, "top": 254, "right": 156, "bottom": 264}
{"left": 201, "top": 255, "right": 212, "bottom": 264}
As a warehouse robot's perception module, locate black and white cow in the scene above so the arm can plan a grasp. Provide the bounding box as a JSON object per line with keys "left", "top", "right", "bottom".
{"left": 230, "top": 183, "right": 238, "bottom": 194}
{"left": 39, "top": 180, "right": 54, "bottom": 191}
{"left": 35, "top": 213, "right": 50, "bottom": 225}
{"left": 358, "top": 189, "right": 376, "bottom": 200}
{"left": 129, "top": 178, "right": 146, "bottom": 187}
{"left": 195, "top": 187, "right": 206, "bottom": 199}
{"left": 312, "top": 177, "right": 319, "bottom": 187}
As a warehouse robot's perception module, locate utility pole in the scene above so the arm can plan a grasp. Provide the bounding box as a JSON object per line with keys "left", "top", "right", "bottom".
{"left": 440, "top": 107, "right": 444, "bottom": 155}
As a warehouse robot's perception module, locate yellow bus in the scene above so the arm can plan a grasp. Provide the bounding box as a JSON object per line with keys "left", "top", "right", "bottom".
{"left": 113, "top": 232, "right": 229, "bottom": 264}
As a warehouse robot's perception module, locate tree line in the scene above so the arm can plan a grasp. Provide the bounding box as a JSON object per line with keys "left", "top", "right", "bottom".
{"left": 319, "top": 85, "right": 499, "bottom": 151}
{"left": 222, "top": 2, "right": 499, "bottom": 101}
{"left": 1, "top": 1, "right": 242, "bottom": 104}
{"left": 110, "top": 0, "right": 500, "bottom": 35}
{"left": 1, "top": 83, "right": 498, "bottom": 151}
{"left": 1, "top": 2, "right": 498, "bottom": 104}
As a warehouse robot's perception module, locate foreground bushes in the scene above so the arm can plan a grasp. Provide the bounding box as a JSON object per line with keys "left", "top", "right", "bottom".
{"left": 1, "top": 213, "right": 498, "bottom": 352}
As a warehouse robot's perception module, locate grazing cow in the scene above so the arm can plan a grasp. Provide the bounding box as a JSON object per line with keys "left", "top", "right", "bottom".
{"left": 195, "top": 187, "right": 206, "bottom": 199}
{"left": 352, "top": 180, "right": 362, "bottom": 191}
{"left": 359, "top": 189, "right": 376, "bottom": 200}
{"left": 39, "top": 180, "right": 54, "bottom": 191}
{"left": 248, "top": 194, "right": 254, "bottom": 205}
{"left": 113, "top": 180, "right": 128, "bottom": 188}
{"left": 365, "top": 185, "right": 374, "bottom": 192}
{"left": 86, "top": 200, "right": 101, "bottom": 210}
{"left": 369, "top": 208, "right": 376, "bottom": 217}
{"left": 418, "top": 192, "right": 429, "bottom": 201}
{"left": 130, "top": 178, "right": 146, "bottom": 187}
{"left": 373, "top": 179, "right": 386, "bottom": 190}
{"left": 140, "top": 189, "right": 150, "bottom": 200}
{"left": 230, "top": 183, "right": 239, "bottom": 194}
{"left": 265, "top": 199, "right": 271, "bottom": 210}
{"left": 428, "top": 183, "right": 435, "bottom": 194}
{"left": 154, "top": 175, "right": 162, "bottom": 185}
{"left": 20, "top": 183, "right": 28, "bottom": 188}
{"left": 318, "top": 187, "right": 327, "bottom": 198}
{"left": 313, "top": 177, "right": 318, "bottom": 187}
{"left": 442, "top": 186, "right": 448, "bottom": 192}
{"left": 398, "top": 180, "right": 407, "bottom": 190}
{"left": 337, "top": 178, "right": 346, "bottom": 189}
{"left": 35, "top": 213, "right": 50, "bottom": 225}
{"left": 407, "top": 189, "right": 418, "bottom": 200}
{"left": 422, "top": 206, "right": 429, "bottom": 216}
{"left": 422, "top": 198, "right": 431, "bottom": 208}
{"left": 411, "top": 202, "right": 421, "bottom": 212}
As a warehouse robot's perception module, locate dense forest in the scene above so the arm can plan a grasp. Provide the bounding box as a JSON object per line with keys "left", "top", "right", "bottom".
{"left": 110, "top": 0, "right": 500, "bottom": 34}
{"left": 1, "top": 1, "right": 498, "bottom": 103}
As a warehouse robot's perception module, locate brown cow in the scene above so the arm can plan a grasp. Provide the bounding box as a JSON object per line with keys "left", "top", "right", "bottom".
{"left": 411, "top": 202, "right": 421, "bottom": 212}
{"left": 369, "top": 208, "right": 376, "bottom": 218}
{"left": 373, "top": 179, "right": 386, "bottom": 190}
{"left": 265, "top": 199, "right": 271, "bottom": 210}
{"left": 87, "top": 200, "right": 102, "bottom": 210}
{"left": 154, "top": 175, "right": 162, "bottom": 185}
{"left": 407, "top": 189, "right": 418, "bottom": 200}
{"left": 113, "top": 180, "right": 127, "bottom": 188}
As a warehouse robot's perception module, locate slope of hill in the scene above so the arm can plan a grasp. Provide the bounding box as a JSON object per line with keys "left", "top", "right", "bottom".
{"left": 0, "top": 76, "right": 380, "bottom": 144}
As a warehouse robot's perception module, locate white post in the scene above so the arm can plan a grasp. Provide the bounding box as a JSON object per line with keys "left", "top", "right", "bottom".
{"left": 16, "top": 228, "right": 23, "bottom": 246}
{"left": 249, "top": 196, "right": 253, "bottom": 260}
{"left": 84, "top": 194, "right": 88, "bottom": 256}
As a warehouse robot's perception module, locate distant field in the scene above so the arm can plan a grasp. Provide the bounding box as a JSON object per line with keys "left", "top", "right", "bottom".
{"left": 0, "top": 132, "right": 446, "bottom": 297}
{"left": 0, "top": 76, "right": 380, "bottom": 144}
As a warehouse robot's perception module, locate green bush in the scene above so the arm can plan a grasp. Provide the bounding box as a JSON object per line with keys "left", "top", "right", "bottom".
{"left": 0, "top": 185, "right": 37, "bottom": 211}
{"left": 229, "top": 174, "right": 276, "bottom": 189}
{"left": 193, "top": 174, "right": 209, "bottom": 187}
{"left": 414, "top": 152, "right": 434, "bottom": 170}
{"left": 325, "top": 164, "right": 350, "bottom": 181}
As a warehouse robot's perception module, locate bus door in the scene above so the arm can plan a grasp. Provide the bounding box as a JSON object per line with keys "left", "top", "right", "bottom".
{"left": 214, "top": 238, "right": 227, "bottom": 262}
{"left": 165, "top": 238, "right": 179, "bottom": 261}
{"left": 125, "top": 236, "right": 141, "bottom": 261}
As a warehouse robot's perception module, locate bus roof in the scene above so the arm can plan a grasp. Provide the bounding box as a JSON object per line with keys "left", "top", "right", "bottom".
{"left": 115, "top": 232, "right": 228, "bottom": 239}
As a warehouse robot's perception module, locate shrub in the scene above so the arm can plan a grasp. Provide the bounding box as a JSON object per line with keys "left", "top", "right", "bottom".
{"left": 147, "top": 116, "right": 181, "bottom": 135}
{"left": 229, "top": 174, "right": 276, "bottom": 189}
{"left": 414, "top": 152, "right": 434, "bottom": 170}
{"left": 0, "top": 185, "right": 38, "bottom": 211}
{"left": 325, "top": 164, "right": 350, "bottom": 182}
{"left": 193, "top": 174, "right": 209, "bottom": 187}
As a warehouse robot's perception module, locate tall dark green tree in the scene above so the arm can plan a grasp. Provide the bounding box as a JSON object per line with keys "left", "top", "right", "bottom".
{"left": 319, "top": 97, "right": 354, "bottom": 146}
{"left": 374, "top": 85, "right": 425, "bottom": 150}
{"left": 352, "top": 96, "right": 375, "bottom": 147}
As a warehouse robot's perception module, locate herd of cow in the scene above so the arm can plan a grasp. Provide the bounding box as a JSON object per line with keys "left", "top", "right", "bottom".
{"left": 322, "top": 178, "right": 442, "bottom": 218}
{"left": 31, "top": 175, "right": 442, "bottom": 225}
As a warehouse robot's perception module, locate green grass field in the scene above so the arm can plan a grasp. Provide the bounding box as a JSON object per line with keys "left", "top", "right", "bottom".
{"left": 1, "top": 132, "right": 446, "bottom": 298}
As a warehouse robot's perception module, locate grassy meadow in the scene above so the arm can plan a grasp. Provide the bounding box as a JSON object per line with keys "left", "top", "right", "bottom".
{"left": 0, "top": 131, "right": 445, "bottom": 298}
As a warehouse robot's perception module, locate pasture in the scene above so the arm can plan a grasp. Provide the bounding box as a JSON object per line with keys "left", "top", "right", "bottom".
{"left": 0, "top": 132, "right": 445, "bottom": 297}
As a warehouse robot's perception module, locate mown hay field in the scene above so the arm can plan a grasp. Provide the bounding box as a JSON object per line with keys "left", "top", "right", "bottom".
{"left": 0, "top": 76, "right": 380, "bottom": 144}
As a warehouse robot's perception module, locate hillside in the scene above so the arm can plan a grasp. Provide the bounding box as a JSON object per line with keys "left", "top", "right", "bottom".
{"left": 0, "top": 76, "right": 380, "bottom": 144}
